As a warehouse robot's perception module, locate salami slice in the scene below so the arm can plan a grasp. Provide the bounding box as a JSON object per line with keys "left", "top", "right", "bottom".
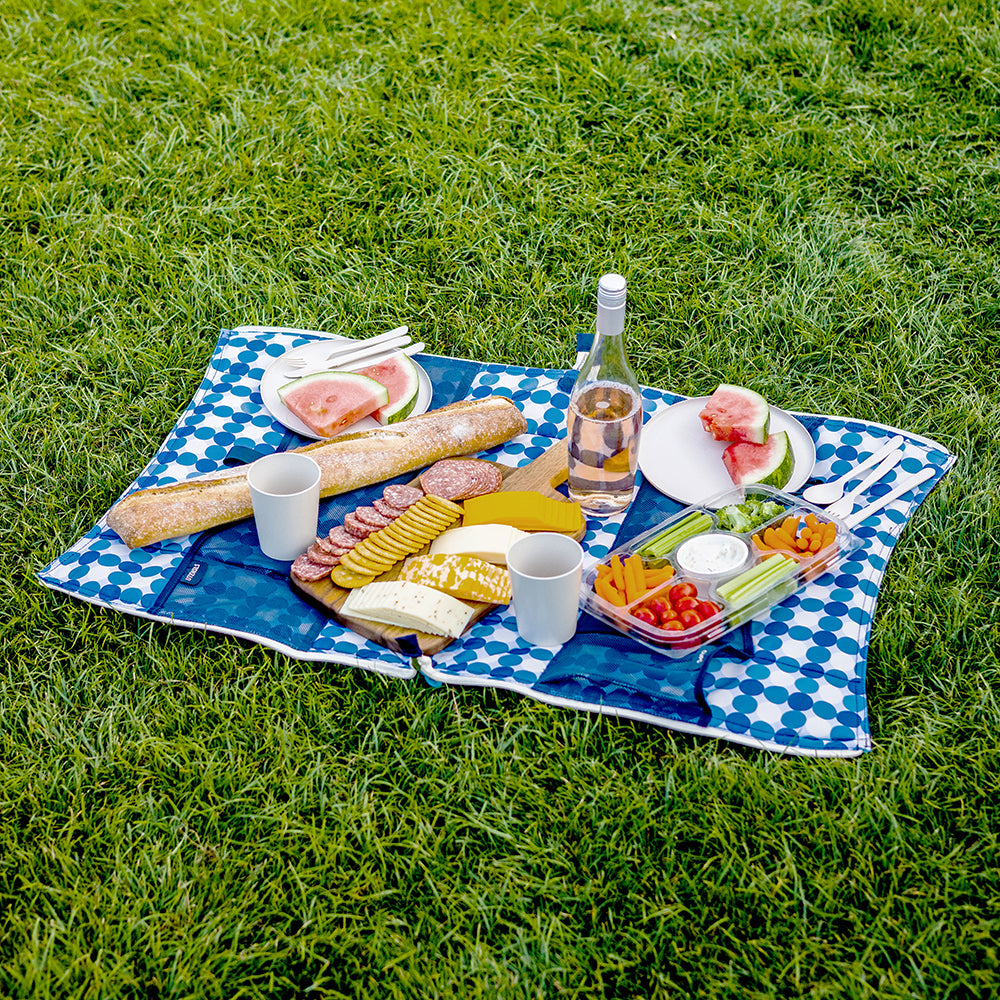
{"left": 313, "top": 535, "right": 348, "bottom": 556}
{"left": 382, "top": 484, "right": 424, "bottom": 508}
{"left": 326, "top": 526, "right": 358, "bottom": 549}
{"left": 306, "top": 544, "right": 341, "bottom": 566}
{"left": 419, "top": 458, "right": 503, "bottom": 501}
{"left": 355, "top": 505, "right": 393, "bottom": 528}
{"left": 373, "top": 498, "right": 407, "bottom": 520}
{"left": 291, "top": 555, "right": 333, "bottom": 582}
{"left": 344, "top": 512, "right": 378, "bottom": 538}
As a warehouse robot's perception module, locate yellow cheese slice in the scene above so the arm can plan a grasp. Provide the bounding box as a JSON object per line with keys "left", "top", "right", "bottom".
{"left": 461, "top": 491, "right": 583, "bottom": 534}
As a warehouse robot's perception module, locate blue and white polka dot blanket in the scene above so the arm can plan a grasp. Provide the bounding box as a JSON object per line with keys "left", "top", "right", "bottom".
{"left": 37, "top": 327, "right": 955, "bottom": 756}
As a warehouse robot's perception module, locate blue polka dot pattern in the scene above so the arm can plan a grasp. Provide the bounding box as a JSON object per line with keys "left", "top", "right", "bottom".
{"left": 424, "top": 378, "right": 955, "bottom": 757}
{"left": 36, "top": 327, "right": 956, "bottom": 753}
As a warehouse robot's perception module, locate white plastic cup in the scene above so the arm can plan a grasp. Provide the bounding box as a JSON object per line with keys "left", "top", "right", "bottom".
{"left": 507, "top": 532, "right": 585, "bottom": 647}
{"left": 246, "top": 452, "right": 321, "bottom": 561}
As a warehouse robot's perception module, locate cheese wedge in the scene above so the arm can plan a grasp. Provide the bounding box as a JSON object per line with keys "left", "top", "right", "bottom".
{"left": 461, "top": 491, "right": 584, "bottom": 534}
{"left": 340, "top": 581, "right": 477, "bottom": 638}
{"left": 398, "top": 554, "right": 512, "bottom": 604}
{"left": 427, "top": 524, "right": 529, "bottom": 565}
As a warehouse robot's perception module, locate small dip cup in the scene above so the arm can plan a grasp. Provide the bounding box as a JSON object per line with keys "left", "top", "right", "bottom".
{"left": 674, "top": 532, "right": 751, "bottom": 579}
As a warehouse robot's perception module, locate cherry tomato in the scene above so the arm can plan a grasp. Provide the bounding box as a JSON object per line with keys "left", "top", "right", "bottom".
{"left": 630, "top": 607, "right": 658, "bottom": 626}
{"left": 697, "top": 600, "right": 722, "bottom": 619}
{"left": 673, "top": 596, "right": 701, "bottom": 612}
{"left": 657, "top": 606, "right": 679, "bottom": 624}
{"left": 679, "top": 609, "right": 703, "bottom": 629}
{"left": 669, "top": 583, "right": 699, "bottom": 604}
{"left": 658, "top": 619, "right": 684, "bottom": 632}
{"left": 645, "top": 597, "right": 671, "bottom": 619}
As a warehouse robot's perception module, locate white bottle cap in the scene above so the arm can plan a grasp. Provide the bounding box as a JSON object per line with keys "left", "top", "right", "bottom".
{"left": 597, "top": 273, "right": 626, "bottom": 309}
{"left": 596, "top": 273, "right": 626, "bottom": 336}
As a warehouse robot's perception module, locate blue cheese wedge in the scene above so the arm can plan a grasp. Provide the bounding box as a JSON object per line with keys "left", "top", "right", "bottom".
{"left": 427, "top": 523, "right": 529, "bottom": 565}
{"left": 340, "top": 581, "right": 477, "bottom": 638}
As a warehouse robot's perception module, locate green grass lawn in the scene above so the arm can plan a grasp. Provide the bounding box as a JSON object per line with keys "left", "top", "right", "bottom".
{"left": 2, "top": 0, "right": 999, "bottom": 996}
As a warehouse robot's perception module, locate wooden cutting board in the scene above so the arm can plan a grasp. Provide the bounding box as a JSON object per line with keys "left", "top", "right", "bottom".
{"left": 290, "top": 442, "right": 581, "bottom": 656}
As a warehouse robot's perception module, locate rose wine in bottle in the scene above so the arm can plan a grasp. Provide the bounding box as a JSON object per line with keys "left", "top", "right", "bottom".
{"left": 567, "top": 274, "right": 642, "bottom": 516}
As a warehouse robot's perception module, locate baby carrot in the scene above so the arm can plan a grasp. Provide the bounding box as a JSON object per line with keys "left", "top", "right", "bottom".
{"left": 610, "top": 555, "right": 625, "bottom": 592}
{"left": 595, "top": 575, "right": 625, "bottom": 606}
{"left": 624, "top": 553, "right": 645, "bottom": 603}
{"left": 766, "top": 526, "right": 797, "bottom": 551}
{"left": 643, "top": 566, "right": 675, "bottom": 588}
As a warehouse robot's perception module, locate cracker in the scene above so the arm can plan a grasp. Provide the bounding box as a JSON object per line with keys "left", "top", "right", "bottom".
{"left": 330, "top": 565, "right": 376, "bottom": 589}
{"left": 358, "top": 535, "right": 409, "bottom": 563}
{"left": 341, "top": 550, "right": 394, "bottom": 576}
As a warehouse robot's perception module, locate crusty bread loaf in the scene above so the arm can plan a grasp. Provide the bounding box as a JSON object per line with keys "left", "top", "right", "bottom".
{"left": 106, "top": 396, "right": 528, "bottom": 549}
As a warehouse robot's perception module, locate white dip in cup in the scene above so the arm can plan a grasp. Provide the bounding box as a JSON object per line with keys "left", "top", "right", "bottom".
{"left": 246, "top": 452, "right": 321, "bottom": 561}
{"left": 507, "top": 532, "right": 585, "bottom": 647}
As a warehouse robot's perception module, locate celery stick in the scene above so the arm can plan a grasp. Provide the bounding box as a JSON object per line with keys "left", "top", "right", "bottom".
{"left": 718, "top": 555, "right": 797, "bottom": 606}
{"left": 725, "top": 576, "right": 797, "bottom": 626}
{"left": 725, "top": 556, "right": 796, "bottom": 602}
{"left": 637, "top": 512, "right": 713, "bottom": 558}
{"left": 734, "top": 556, "right": 793, "bottom": 594}
{"left": 716, "top": 558, "right": 779, "bottom": 600}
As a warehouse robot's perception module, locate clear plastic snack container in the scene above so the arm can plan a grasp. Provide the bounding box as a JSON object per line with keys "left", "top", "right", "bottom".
{"left": 580, "top": 485, "right": 864, "bottom": 659}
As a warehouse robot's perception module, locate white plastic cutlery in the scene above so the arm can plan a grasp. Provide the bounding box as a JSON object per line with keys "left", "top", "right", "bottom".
{"left": 824, "top": 446, "right": 907, "bottom": 519}
{"left": 283, "top": 335, "right": 419, "bottom": 380}
{"left": 284, "top": 341, "right": 426, "bottom": 381}
{"left": 842, "top": 466, "right": 935, "bottom": 529}
{"left": 801, "top": 435, "right": 904, "bottom": 506}
{"left": 283, "top": 326, "right": 410, "bottom": 373}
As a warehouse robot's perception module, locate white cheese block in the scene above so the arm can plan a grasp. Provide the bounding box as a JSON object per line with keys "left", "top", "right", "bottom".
{"left": 341, "top": 581, "right": 477, "bottom": 638}
{"left": 427, "top": 523, "right": 529, "bottom": 565}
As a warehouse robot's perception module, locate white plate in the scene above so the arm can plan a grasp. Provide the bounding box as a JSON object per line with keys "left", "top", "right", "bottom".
{"left": 260, "top": 339, "right": 433, "bottom": 440}
{"left": 638, "top": 397, "right": 816, "bottom": 508}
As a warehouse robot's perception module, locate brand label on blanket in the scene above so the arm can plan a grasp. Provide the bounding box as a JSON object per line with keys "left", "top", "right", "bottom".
{"left": 180, "top": 561, "right": 206, "bottom": 586}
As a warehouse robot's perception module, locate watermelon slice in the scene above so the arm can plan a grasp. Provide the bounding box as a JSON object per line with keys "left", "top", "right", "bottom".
{"left": 722, "top": 431, "right": 794, "bottom": 489}
{"left": 352, "top": 352, "right": 421, "bottom": 425}
{"left": 277, "top": 371, "right": 389, "bottom": 438}
{"left": 699, "top": 384, "right": 770, "bottom": 445}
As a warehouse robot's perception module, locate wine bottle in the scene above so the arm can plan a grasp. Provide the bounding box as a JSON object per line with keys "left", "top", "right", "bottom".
{"left": 566, "top": 273, "right": 643, "bottom": 517}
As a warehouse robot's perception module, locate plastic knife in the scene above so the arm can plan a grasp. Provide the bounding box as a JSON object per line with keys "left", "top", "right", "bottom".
{"left": 843, "top": 466, "right": 936, "bottom": 529}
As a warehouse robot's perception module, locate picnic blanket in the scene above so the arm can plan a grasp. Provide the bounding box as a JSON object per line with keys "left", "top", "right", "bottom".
{"left": 37, "top": 327, "right": 956, "bottom": 756}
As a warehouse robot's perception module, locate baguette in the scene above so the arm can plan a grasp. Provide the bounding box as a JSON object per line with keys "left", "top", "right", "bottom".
{"left": 106, "top": 396, "right": 528, "bottom": 549}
